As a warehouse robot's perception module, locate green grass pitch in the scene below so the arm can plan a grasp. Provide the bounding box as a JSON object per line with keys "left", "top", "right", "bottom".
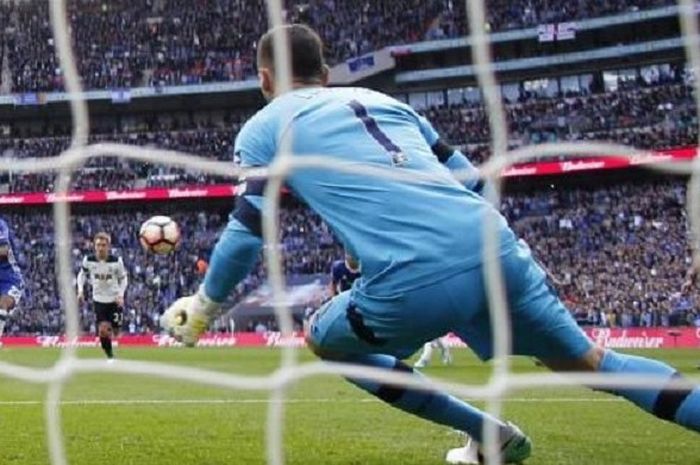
{"left": 0, "top": 347, "right": 698, "bottom": 465}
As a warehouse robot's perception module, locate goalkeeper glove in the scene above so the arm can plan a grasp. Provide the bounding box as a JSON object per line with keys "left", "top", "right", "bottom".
{"left": 160, "top": 287, "right": 220, "bottom": 346}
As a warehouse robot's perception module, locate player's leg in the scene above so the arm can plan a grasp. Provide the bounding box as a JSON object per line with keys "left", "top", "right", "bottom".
{"left": 436, "top": 337, "right": 453, "bottom": 365}
{"left": 413, "top": 341, "right": 434, "bottom": 368}
{"left": 109, "top": 304, "right": 123, "bottom": 361}
{"left": 0, "top": 295, "right": 14, "bottom": 340}
{"left": 306, "top": 291, "right": 529, "bottom": 451}
{"left": 97, "top": 321, "right": 114, "bottom": 359}
{"left": 0, "top": 282, "right": 22, "bottom": 341}
{"left": 475, "top": 240, "right": 700, "bottom": 434}
{"left": 94, "top": 302, "right": 116, "bottom": 360}
{"left": 540, "top": 346, "right": 700, "bottom": 433}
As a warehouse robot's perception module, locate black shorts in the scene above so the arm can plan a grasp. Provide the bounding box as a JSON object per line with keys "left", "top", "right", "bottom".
{"left": 94, "top": 301, "right": 123, "bottom": 330}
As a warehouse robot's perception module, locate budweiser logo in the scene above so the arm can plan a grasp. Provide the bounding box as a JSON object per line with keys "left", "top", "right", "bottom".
{"left": 560, "top": 161, "right": 606, "bottom": 172}
{"left": 106, "top": 191, "right": 147, "bottom": 200}
{"left": 152, "top": 334, "right": 181, "bottom": 347}
{"left": 168, "top": 188, "right": 208, "bottom": 198}
{"left": 502, "top": 166, "right": 538, "bottom": 177}
{"left": 0, "top": 196, "right": 26, "bottom": 204}
{"left": 151, "top": 334, "right": 237, "bottom": 347}
{"left": 589, "top": 329, "right": 664, "bottom": 349}
{"left": 196, "top": 335, "right": 237, "bottom": 347}
{"left": 46, "top": 193, "right": 85, "bottom": 203}
{"left": 264, "top": 332, "right": 306, "bottom": 348}
{"left": 629, "top": 154, "right": 673, "bottom": 165}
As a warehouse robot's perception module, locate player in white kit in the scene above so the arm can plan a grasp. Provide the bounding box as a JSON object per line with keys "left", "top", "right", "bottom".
{"left": 77, "top": 232, "right": 128, "bottom": 361}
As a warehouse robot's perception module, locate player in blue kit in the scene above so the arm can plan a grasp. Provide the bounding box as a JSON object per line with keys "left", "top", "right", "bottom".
{"left": 305, "top": 253, "right": 361, "bottom": 335}
{"left": 0, "top": 217, "right": 24, "bottom": 342}
{"left": 330, "top": 253, "right": 361, "bottom": 296}
{"left": 162, "top": 24, "right": 700, "bottom": 463}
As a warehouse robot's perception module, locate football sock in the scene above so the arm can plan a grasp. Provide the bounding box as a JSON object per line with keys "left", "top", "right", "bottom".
{"left": 342, "top": 353, "right": 505, "bottom": 442}
{"left": 599, "top": 350, "right": 700, "bottom": 432}
{"left": 415, "top": 343, "right": 433, "bottom": 366}
{"left": 435, "top": 338, "right": 451, "bottom": 362}
{"left": 100, "top": 336, "right": 113, "bottom": 359}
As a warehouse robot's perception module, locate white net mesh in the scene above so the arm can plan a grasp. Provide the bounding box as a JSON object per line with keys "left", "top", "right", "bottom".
{"left": 0, "top": 0, "right": 698, "bottom": 464}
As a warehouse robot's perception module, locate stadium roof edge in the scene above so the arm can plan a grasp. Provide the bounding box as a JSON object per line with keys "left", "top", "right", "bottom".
{"left": 0, "top": 80, "right": 261, "bottom": 107}
{"left": 389, "top": 5, "right": 680, "bottom": 54}
{"left": 395, "top": 37, "right": 688, "bottom": 83}
{"left": 0, "top": 5, "right": 686, "bottom": 108}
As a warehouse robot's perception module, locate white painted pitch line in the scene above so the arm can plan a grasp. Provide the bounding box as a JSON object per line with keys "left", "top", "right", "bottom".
{"left": 0, "top": 398, "right": 624, "bottom": 406}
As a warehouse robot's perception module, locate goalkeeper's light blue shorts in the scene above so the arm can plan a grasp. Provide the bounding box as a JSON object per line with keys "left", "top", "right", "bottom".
{"left": 308, "top": 240, "right": 593, "bottom": 361}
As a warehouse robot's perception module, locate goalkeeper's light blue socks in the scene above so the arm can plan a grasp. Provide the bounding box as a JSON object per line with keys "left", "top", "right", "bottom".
{"left": 599, "top": 350, "right": 700, "bottom": 432}
{"left": 341, "top": 354, "right": 504, "bottom": 443}
{"left": 336, "top": 350, "right": 700, "bottom": 441}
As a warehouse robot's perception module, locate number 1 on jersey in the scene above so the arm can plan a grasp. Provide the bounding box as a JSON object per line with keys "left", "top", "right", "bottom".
{"left": 348, "top": 100, "right": 407, "bottom": 166}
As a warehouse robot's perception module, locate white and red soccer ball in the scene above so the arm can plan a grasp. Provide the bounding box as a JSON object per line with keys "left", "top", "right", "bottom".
{"left": 139, "top": 216, "right": 181, "bottom": 255}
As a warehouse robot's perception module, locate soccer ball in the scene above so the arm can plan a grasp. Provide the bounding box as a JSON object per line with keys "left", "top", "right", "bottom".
{"left": 139, "top": 216, "right": 181, "bottom": 255}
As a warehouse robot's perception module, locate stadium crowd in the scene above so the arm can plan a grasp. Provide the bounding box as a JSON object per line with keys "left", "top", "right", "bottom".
{"left": 443, "top": 0, "right": 674, "bottom": 37}
{"left": 0, "top": 0, "right": 696, "bottom": 335}
{"left": 2, "top": 76, "right": 697, "bottom": 192}
{"left": 0, "top": 127, "right": 238, "bottom": 192}
{"left": 504, "top": 180, "right": 700, "bottom": 329}
{"left": 0, "top": 0, "right": 677, "bottom": 93}
{"left": 2, "top": 178, "right": 699, "bottom": 335}
{"left": 3, "top": 203, "right": 342, "bottom": 335}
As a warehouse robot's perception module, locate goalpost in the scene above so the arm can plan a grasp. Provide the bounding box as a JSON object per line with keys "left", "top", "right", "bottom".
{"left": 0, "top": 0, "right": 697, "bottom": 464}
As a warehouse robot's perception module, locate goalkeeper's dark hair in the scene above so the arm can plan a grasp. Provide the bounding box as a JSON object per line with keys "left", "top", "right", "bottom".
{"left": 257, "top": 24, "right": 326, "bottom": 84}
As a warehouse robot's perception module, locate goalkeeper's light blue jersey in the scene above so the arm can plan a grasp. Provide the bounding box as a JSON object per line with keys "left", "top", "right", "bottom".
{"left": 233, "top": 86, "right": 517, "bottom": 296}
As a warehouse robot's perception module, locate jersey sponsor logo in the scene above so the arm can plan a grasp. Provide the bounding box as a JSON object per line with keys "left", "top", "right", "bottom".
{"left": 93, "top": 273, "right": 114, "bottom": 281}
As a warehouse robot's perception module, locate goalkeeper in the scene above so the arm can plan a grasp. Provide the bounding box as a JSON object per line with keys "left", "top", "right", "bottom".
{"left": 162, "top": 24, "right": 700, "bottom": 464}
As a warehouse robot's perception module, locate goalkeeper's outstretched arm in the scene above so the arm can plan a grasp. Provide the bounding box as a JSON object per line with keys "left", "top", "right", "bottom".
{"left": 160, "top": 205, "right": 263, "bottom": 344}
{"left": 203, "top": 217, "right": 262, "bottom": 305}
{"left": 162, "top": 97, "right": 280, "bottom": 344}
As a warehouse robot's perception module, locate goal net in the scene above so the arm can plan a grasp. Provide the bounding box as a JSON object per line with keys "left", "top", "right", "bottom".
{"left": 0, "top": 0, "right": 698, "bottom": 464}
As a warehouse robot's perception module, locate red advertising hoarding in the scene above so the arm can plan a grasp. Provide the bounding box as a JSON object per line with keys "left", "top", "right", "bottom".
{"left": 3, "top": 328, "right": 698, "bottom": 349}
{"left": 0, "top": 185, "right": 237, "bottom": 206}
{"left": 1, "top": 147, "right": 696, "bottom": 206}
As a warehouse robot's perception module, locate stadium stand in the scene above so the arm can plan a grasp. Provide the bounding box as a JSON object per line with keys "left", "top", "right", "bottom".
{"left": 3, "top": 178, "right": 698, "bottom": 335}
{"left": 0, "top": 0, "right": 678, "bottom": 92}
{"left": 2, "top": 76, "right": 697, "bottom": 191}
{"left": 0, "top": 0, "right": 697, "bottom": 337}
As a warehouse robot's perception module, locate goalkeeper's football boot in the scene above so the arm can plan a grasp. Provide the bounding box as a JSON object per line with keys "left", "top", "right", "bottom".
{"left": 445, "top": 422, "right": 532, "bottom": 464}
{"left": 445, "top": 436, "right": 480, "bottom": 465}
